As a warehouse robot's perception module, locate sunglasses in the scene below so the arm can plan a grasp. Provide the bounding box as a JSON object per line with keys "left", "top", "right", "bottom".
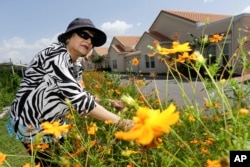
{"left": 75, "top": 31, "right": 94, "bottom": 43}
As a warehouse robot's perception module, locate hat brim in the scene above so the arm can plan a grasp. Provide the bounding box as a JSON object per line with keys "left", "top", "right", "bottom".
{"left": 58, "top": 27, "right": 106, "bottom": 47}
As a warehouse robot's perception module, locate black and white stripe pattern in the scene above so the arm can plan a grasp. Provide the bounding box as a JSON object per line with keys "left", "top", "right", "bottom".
{"left": 10, "top": 42, "right": 95, "bottom": 132}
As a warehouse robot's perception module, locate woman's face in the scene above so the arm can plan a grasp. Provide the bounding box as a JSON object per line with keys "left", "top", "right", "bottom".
{"left": 66, "top": 30, "right": 94, "bottom": 62}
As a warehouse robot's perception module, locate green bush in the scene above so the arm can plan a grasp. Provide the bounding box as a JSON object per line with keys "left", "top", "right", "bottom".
{"left": 0, "top": 67, "right": 21, "bottom": 110}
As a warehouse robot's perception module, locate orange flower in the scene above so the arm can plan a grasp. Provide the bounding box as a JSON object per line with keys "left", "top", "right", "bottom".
{"left": 27, "top": 143, "right": 50, "bottom": 151}
{"left": 206, "top": 159, "right": 222, "bottom": 167}
{"left": 115, "top": 89, "right": 121, "bottom": 95}
{"left": 41, "top": 121, "right": 71, "bottom": 138}
{"left": 209, "top": 34, "right": 223, "bottom": 43}
{"left": 115, "top": 103, "right": 179, "bottom": 145}
{"left": 176, "top": 52, "right": 197, "bottom": 63}
{"left": 66, "top": 147, "right": 85, "bottom": 158}
{"left": 190, "top": 139, "right": 199, "bottom": 144}
{"left": 127, "top": 162, "right": 134, "bottom": 167}
{"left": 201, "top": 146, "right": 210, "bottom": 155}
{"left": 104, "top": 120, "right": 114, "bottom": 124}
{"left": 22, "top": 162, "right": 40, "bottom": 167}
{"left": 132, "top": 57, "right": 139, "bottom": 66}
{"left": 87, "top": 122, "right": 98, "bottom": 135}
{"left": 0, "top": 153, "right": 6, "bottom": 165}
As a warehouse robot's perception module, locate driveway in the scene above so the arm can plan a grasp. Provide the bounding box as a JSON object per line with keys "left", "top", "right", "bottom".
{"left": 137, "top": 73, "right": 250, "bottom": 107}
{"left": 140, "top": 78, "right": 207, "bottom": 107}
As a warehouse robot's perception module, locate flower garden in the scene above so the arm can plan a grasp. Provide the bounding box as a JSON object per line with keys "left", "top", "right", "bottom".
{"left": 1, "top": 24, "right": 250, "bottom": 167}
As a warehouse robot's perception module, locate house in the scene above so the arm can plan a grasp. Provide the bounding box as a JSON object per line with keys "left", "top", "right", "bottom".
{"left": 80, "top": 47, "right": 109, "bottom": 71}
{"left": 107, "top": 36, "right": 140, "bottom": 73}
{"left": 91, "top": 10, "right": 250, "bottom": 76}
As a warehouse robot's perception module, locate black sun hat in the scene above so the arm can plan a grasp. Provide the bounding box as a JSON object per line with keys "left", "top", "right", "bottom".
{"left": 58, "top": 18, "right": 107, "bottom": 47}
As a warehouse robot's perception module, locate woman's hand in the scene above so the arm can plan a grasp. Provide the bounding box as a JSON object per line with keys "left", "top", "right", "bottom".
{"left": 112, "top": 100, "right": 124, "bottom": 110}
{"left": 117, "top": 119, "right": 134, "bottom": 131}
{"left": 108, "top": 99, "right": 124, "bottom": 110}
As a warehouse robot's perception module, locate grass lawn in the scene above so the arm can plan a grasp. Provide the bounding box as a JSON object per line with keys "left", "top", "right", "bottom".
{"left": 0, "top": 115, "right": 30, "bottom": 166}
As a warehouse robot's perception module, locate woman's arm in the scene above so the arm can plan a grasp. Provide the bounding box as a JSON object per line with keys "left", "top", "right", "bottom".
{"left": 87, "top": 103, "right": 133, "bottom": 131}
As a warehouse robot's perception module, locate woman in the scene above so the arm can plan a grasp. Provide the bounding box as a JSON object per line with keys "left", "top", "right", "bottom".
{"left": 6, "top": 18, "right": 133, "bottom": 166}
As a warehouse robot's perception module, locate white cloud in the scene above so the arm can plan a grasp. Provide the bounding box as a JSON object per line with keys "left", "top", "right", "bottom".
{"left": 0, "top": 35, "right": 57, "bottom": 64}
{"left": 101, "top": 20, "right": 133, "bottom": 44}
{"left": 242, "top": 6, "right": 250, "bottom": 13}
{"left": 204, "top": 0, "right": 214, "bottom": 3}
{"left": 101, "top": 20, "right": 133, "bottom": 35}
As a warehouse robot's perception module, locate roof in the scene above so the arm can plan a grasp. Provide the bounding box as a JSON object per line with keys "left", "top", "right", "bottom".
{"left": 163, "top": 10, "right": 231, "bottom": 23}
{"left": 146, "top": 31, "right": 172, "bottom": 41}
{"left": 93, "top": 47, "right": 109, "bottom": 55}
{"left": 110, "top": 36, "right": 141, "bottom": 53}
{"left": 114, "top": 36, "right": 140, "bottom": 47}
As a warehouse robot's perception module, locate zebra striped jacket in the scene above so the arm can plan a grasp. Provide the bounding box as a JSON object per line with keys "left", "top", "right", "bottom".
{"left": 6, "top": 42, "right": 96, "bottom": 143}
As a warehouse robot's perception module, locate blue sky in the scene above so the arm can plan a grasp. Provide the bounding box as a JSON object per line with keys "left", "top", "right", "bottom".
{"left": 0, "top": 0, "right": 250, "bottom": 64}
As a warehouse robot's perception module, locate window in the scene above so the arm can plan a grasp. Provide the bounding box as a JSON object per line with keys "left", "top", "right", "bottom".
{"left": 206, "top": 45, "right": 216, "bottom": 65}
{"left": 222, "top": 44, "right": 229, "bottom": 66}
{"left": 112, "top": 60, "right": 117, "bottom": 69}
{"left": 145, "top": 55, "right": 155, "bottom": 68}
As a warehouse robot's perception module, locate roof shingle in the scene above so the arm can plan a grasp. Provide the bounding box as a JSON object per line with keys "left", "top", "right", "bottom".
{"left": 163, "top": 10, "right": 231, "bottom": 23}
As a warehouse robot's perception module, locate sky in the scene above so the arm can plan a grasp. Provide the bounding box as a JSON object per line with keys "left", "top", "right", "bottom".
{"left": 0, "top": 0, "right": 250, "bottom": 64}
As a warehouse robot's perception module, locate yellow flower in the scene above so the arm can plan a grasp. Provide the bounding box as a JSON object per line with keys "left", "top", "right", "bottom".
{"left": 135, "top": 80, "right": 145, "bottom": 87}
{"left": 147, "top": 40, "right": 192, "bottom": 57}
{"left": 206, "top": 159, "right": 222, "bottom": 167}
{"left": 87, "top": 122, "right": 98, "bottom": 135}
{"left": 0, "top": 153, "right": 6, "bottom": 165}
{"left": 132, "top": 57, "right": 139, "bottom": 66}
{"left": 115, "top": 89, "right": 121, "bottom": 95}
{"left": 106, "top": 81, "right": 112, "bottom": 85}
{"left": 41, "top": 121, "right": 71, "bottom": 138}
{"left": 147, "top": 40, "right": 172, "bottom": 56}
{"left": 238, "top": 108, "right": 250, "bottom": 116}
{"left": 171, "top": 41, "right": 192, "bottom": 53}
{"left": 121, "top": 148, "right": 139, "bottom": 156}
{"left": 214, "top": 102, "right": 221, "bottom": 109}
{"left": 209, "top": 34, "right": 223, "bottom": 43}
{"left": 115, "top": 103, "right": 179, "bottom": 145}
{"left": 219, "top": 79, "right": 227, "bottom": 85}
{"left": 188, "top": 115, "right": 196, "bottom": 122}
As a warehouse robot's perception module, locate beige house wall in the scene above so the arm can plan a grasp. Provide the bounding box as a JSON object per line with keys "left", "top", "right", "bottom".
{"left": 108, "top": 49, "right": 126, "bottom": 72}
{"left": 135, "top": 33, "right": 168, "bottom": 73}
{"left": 151, "top": 12, "right": 198, "bottom": 42}
{"left": 200, "top": 14, "right": 250, "bottom": 74}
